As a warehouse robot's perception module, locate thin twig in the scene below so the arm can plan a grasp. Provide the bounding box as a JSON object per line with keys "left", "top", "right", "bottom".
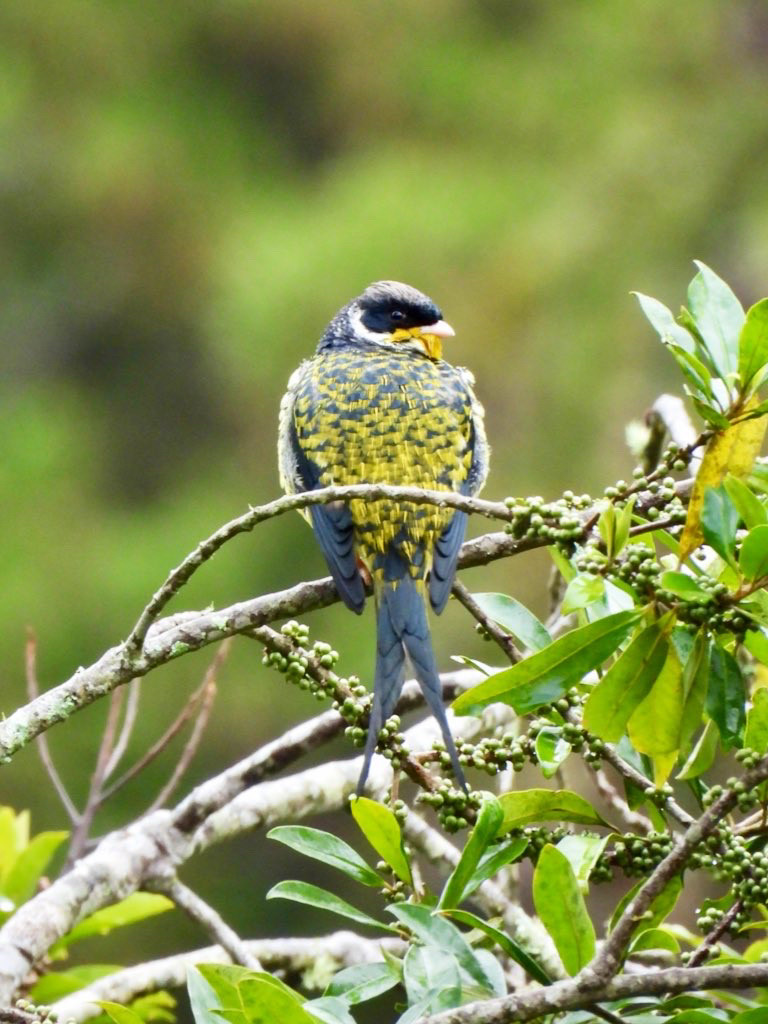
{"left": 25, "top": 628, "right": 80, "bottom": 824}
{"left": 101, "top": 644, "right": 225, "bottom": 804}
{"left": 143, "top": 645, "right": 223, "bottom": 812}
{"left": 65, "top": 688, "right": 126, "bottom": 866}
{"left": 103, "top": 679, "right": 142, "bottom": 780}
{"left": 686, "top": 899, "right": 743, "bottom": 968}
{"left": 451, "top": 580, "right": 522, "bottom": 663}
{"left": 148, "top": 876, "right": 261, "bottom": 970}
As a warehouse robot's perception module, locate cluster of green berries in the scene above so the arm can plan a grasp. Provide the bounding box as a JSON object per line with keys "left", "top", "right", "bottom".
{"left": 503, "top": 492, "right": 590, "bottom": 544}
{"left": 260, "top": 621, "right": 346, "bottom": 702}
{"left": 601, "top": 832, "right": 675, "bottom": 880}
{"left": 418, "top": 778, "right": 482, "bottom": 832}
{"left": 13, "top": 1003, "right": 70, "bottom": 1024}
{"left": 695, "top": 831, "right": 768, "bottom": 932}
{"left": 703, "top": 763, "right": 763, "bottom": 815}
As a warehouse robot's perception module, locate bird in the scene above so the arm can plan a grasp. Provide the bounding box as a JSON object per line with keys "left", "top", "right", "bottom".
{"left": 278, "top": 281, "right": 489, "bottom": 794}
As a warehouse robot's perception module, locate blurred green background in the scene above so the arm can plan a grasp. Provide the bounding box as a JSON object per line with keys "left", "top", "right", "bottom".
{"left": 3, "top": 0, "right": 768, "bottom": 982}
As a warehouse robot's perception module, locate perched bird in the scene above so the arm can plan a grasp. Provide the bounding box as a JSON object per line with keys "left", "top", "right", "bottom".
{"left": 278, "top": 281, "right": 489, "bottom": 793}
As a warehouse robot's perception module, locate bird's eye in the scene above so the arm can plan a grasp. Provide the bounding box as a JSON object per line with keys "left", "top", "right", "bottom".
{"left": 390, "top": 309, "right": 406, "bottom": 323}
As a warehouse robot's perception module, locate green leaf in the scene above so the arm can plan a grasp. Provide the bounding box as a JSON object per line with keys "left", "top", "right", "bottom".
{"left": 701, "top": 485, "right": 740, "bottom": 565}
{"left": 723, "top": 474, "right": 767, "bottom": 528}
{"left": 387, "top": 903, "right": 494, "bottom": 993}
{"left": 532, "top": 845, "right": 595, "bottom": 976}
{"left": 609, "top": 875, "right": 682, "bottom": 941}
{"left": 746, "top": 629, "right": 768, "bottom": 665}
{"left": 498, "top": 789, "right": 610, "bottom": 832}
{"left": 633, "top": 292, "right": 698, "bottom": 353}
{"left": 628, "top": 643, "right": 684, "bottom": 763}
{"left": 707, "top": 644, "right": 745, "bottom": 749}
{"left": 667, "top": 343, "right": 716, "bottom": 399}
{"left": 267, "top": 826, "right": 382, "bottom": 887}
{"left": 660, "top": 571, "right": 713, "bottom": 601}
{"left": 677, "top": 719, "right": 719, "bottom": 780}
{"left": 400, "top": 946, "right": 461, "bottom": 1021}
{"left": 188, "top": 967, "right": 226, "bottom": 1024}
{"left": 470, "top": 593, "right": 551, "bottom": 652}
{"left": 1, "top": 830, "right": 67, "bottom": 909}
{"left": 349, "top": 797, "right": 412, "bottom": 885}
{"left": 739, "top": 298, "right": 768, "bottom": 390}
{"left": 97, "top": 1003, "right": 146, "bottom": 1024}
{"left": 459, "top": 837, "right": 528, "bottom": 901}
{"left": 614, "top": 496, "right": 636, "bottom": 557}
{"left": 629, "top": 927, "right": 681, "bottom": 954}
{"left": 556, "top": 833, "right": 613, "bottom": 894}
{"left": 745, "top": 687, "right": 768, "bottom": 754}
{"left": 534, "top": 728, "right": 572, "bottom": 779}
{"left": 453, "top": 610, "right": 641, "bottom": 716}
{"left": 266, "top": 881, "right": 392, "bottom": 931}
{"left": 234, "top": 976, "right": 315, "bottom": 1024}
{"left": 324, "top": 963, "right": 400, "bottom": 1005}
{"left": 441, "top": 908, "right": 550, "bottom": 986}
{"left": 53, "top": 893, "right": 173, "bottom": 953}
{"left": 561, "top": 573, "right": 605, "bottom": 614}
{"left": 31, "top": 965, "right": 120, "bottom": 1003}
{"left": 692, "top": 398, "right": 731, "bottom": 429}
{"left": 303, "top": 996, "right": 357, "bottom": 1024}
{"left": 688, "top": 261, "right": 744, "bottom": 379}
{"left": 583, "top": 621, "right": 670, "bottom": 741}
{"left": 740, "top": 524, "right": 768, "bottom": 582}
{"left": 438, "top": 797, "right": 504, "bottom": 910}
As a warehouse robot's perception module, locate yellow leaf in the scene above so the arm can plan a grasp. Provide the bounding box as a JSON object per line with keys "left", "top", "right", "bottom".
{"left": 679, "top": 398, "right": 768, "bottom": 561}
{"left": 651, "top": 750, "right": 678, "bottom": 787}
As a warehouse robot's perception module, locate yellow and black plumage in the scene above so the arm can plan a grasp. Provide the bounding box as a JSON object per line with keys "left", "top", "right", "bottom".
{"left": 278, "top": 281, "right": 489, "bottom": 793}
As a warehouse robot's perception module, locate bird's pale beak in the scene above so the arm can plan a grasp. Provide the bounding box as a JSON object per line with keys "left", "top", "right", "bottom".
{"left": 423, "top": 319, "right": 456, "bottom": 338}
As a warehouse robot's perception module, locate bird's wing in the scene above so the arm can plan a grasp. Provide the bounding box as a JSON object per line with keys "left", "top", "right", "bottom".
{"left": 278, "top": 363, "right": 365, "bottom": 613}
{"left": 429, "top": 367, "right": 489, "bottom": 614}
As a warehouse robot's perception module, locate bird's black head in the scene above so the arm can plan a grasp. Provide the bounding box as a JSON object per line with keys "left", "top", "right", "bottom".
{"left": 356, "top": 280, "right": 444, "bottom": 334}
{"left": 320, "top": 280, "right": 454, "bottom": 359}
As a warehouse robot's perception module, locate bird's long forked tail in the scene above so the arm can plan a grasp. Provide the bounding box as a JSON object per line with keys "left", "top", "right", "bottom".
{"left": 356, "top": 570, "right": 468, "bottom": 795}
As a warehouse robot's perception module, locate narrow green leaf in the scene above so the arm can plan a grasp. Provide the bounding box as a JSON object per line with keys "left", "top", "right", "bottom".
{"left": 267, "top": 826, "right": 382, "bottom": 887}
{"left": 266, "top": 880, "right": 392, "bottom": 931}
{"left": 677, "top": 720, "right": 719, "bottom": 780}
{"left": 2, "top": 830, "right": 67, "bottom": 909}
{"left": 583, "top": 622, "right": 670, "bottom": 741}
{"left": 556, "top": 833, "right": 613, "bottom": 894}
{"left": 561, "top": 573, "right": 605, "bottom": 614}
{"left": 633, "top": 292, "right": 697, "bottom": 353}
{"left": 701, "top": 485, "right": 740, "bottom": 565}
{"left": 387, "top": 903, "right": 494, "bottom": 993}
{"left": 498, "top": 789, "right": 610, "bottom": 832}
{"left": 461, "top": 837, "right": 528, "bottom": 899}
{"left": 614, "top": 496, "right": 636, "bottom": 556}
{"left": 453, "top": 610, "right": 641, "bottom": 716}
{"left": 745, "top": 687, "right": 768, "bottom": 754}
{"left": 441, "top": 908, "right": 551, "bottom": 986}
{"left": 53, "top": 893, "right": 173, "bottom": 953}
{"left": 740, "top": 524, "right": 768, "bottom": 581}
{"left": 597, "top": 502, "right": 616, "bottom": 559}
{"left": 238, "top": 976, "right": 315, "bottom": 1024}
{"left": 187, "top": 967, "right": 225, "bottom": 1024}
{"left": 707, "top": 645, "right": 745, "bottom": 749}
{"left": 97, "top": 1003, "right": 145, "bottom": 1024}
{"left": 739, "top": 298, "right": 768, "bottom": 389}
{"left": 688, "top": 261, "right": 744, "bottom": 379}
{"left": 534, "top": 728, "right": 572, "bottom": 779}
{"left": 723, "top": 474, "right": 768, "bottom": 528}
{"left": 660, "top": 571, "right": 713, "bottom": 601}
{"left": 470, "top": 593, "right": 551, "bottom": 652}
{"left": 667, "top": 343, "right": 715, "bottom": 399}
{"left": 438, "top": 797, "right": 504, "bottom": 910}
{"left": 532, "top": 845, "right": 596, "bottom": 976}
{"left": 349, "top": 797, "right": 412, "bottom": 885}
{"left": 691, "top": 397, "right": 730, "bottom": 429}
{"left": 324, "top": 963, "right": 400, "bottom": 1005}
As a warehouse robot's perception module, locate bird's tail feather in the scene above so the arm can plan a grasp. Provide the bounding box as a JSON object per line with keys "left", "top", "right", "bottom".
{"left": 356, "top": 565, "right": 467, "bottom": 795}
